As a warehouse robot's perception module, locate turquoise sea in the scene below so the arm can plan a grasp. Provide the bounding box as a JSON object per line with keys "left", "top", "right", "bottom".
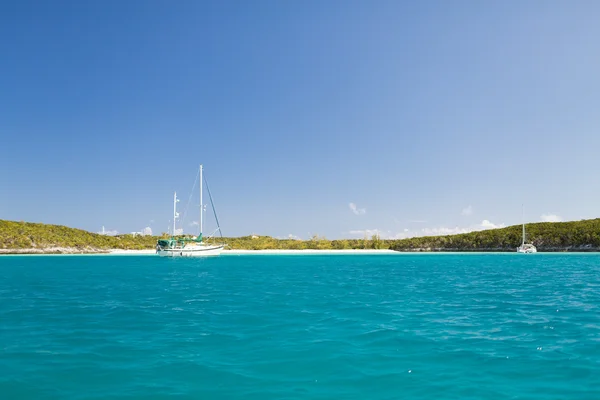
{"left": 1, "top": 254, "right": 599, "bottom": 399}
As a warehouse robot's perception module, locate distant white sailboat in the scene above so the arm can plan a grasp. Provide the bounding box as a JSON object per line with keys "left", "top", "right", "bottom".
{"left": 156, "top": 165, "right": 224, "bottom": 257}
{"left": 517, "top": 205, "right": 537, "bottom": 254}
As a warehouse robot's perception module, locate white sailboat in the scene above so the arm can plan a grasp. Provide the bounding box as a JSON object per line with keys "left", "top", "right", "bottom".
{"left": 156, "top": 165, "right": 224, "bottom": 257}
{"left": 517, "top": 205, "right": 537, "bottom": 254}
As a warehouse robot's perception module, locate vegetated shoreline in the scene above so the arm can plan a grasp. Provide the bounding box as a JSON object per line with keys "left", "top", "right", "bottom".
{"left": 2, "top": 247, "right": 600, "bottom": 255}
{"left": 0, "top": 247, "right": 112, "bottom": 255}
{"left": 0, "top": 248, "right": 398, "bottom": 255}
{"left": 3, "top": 218, "right": 600, "bottom": 254}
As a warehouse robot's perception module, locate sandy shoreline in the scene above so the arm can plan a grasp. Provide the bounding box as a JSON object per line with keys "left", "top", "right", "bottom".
{"left": 225, "top": 249, "right": 397, "bottom": 255}
{"left": 111, "top": 249, "right": 398, "bottom": 255}
{"left": 2, "top": 248, "right": 599, "bottom": 255}
{"left": 0, "top": 248, "right": 397, "bottom": 255}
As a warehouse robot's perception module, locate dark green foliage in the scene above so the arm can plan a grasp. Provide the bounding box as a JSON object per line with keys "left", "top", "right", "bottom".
{"left": 389, "top": 219, "right": 600, "bottom": 251}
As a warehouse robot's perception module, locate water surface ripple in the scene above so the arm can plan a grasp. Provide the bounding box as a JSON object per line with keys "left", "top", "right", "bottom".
{"left": 1, "top": 254, "right": 599, "bottom": 399}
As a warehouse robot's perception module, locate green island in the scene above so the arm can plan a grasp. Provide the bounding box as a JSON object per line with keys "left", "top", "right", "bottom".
{"left": 2, "top": 218, "right": 600, "bottom": 253}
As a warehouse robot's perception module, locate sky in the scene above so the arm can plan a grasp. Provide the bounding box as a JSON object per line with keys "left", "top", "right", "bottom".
{"left": 1, "top": 0, "right": 600, "bottom": 239}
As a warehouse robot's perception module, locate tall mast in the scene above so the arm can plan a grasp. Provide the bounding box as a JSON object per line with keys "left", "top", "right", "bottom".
{"left": 173, "top": 192, "right": 178, "bottom": 237}
{"left": 521, "top": 204, "right": 525, "bottom": 245}
{"left": 200, "top": 164, "right": 203, "bottom": 238}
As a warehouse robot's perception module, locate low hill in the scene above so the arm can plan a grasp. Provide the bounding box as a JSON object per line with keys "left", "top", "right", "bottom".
{"left": 389, "top": 218, "right": 600, "bottom": 252}
{"left": 1, "top": 218, "right": 600, "bottom": 253}
{"left": 0, "top": 220, "right": 157, "bottom": 252}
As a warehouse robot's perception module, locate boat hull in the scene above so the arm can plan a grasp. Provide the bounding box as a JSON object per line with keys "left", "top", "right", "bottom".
{"left": 517, "top": 246, "right": 537, "bottom": 254}
{"left": 157, "top": 245, "right": 224, "bottom": 257}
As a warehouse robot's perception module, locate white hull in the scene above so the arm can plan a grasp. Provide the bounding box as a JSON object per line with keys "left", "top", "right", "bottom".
{"left": 517, "top": 245, "right": 537, "bottom": 254}
{"left": 157, "top": 245, "right": 224, "bottom": 257}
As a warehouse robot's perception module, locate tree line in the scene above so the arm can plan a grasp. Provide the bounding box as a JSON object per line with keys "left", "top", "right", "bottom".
{"left": 2, "top": 219, "right": 600, "bottom": 252}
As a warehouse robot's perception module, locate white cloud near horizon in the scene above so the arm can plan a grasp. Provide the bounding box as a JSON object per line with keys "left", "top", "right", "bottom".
{"left": 142, "top": 226, "right": 152, "bottom": 236}
{"left": 174, "top": 228, "right": 184, "bottom": 235}
{"left": 98, "top": 229, "right": 119, "bottom": 236}
{"left": 349, "top": 229, "right": 381, "bottom": 237}
{"left": 481, "top": 220, "right": 504, "bottom": 229}
{"left": 349, "top": 202, "right": 366, "bottom": 215}
{"left": 461, "top": 205, "right": 473, "bottom": 216}
{"left": 540, "top": 214, "right": 563, "bottom": 222}
{"left": 189, "top": 221, "right": 199, "bottom": 226}
{"left": 349, "top": 219, "right": 506, "bottom": 240}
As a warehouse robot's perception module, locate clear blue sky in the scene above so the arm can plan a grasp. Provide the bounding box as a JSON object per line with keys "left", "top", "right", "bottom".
{"left": 1, "top": 0, "right": 599, "bottom": 239}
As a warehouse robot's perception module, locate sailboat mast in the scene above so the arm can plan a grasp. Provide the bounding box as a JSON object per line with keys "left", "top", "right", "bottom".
{"left": 200, "top": 164, "right": 203, "bottom": 238}
{"left": 173, "top": 192, "right": 177, "bottom": 237}
{"left": 522, "top": 204, "right": 525, "bottom": 245}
